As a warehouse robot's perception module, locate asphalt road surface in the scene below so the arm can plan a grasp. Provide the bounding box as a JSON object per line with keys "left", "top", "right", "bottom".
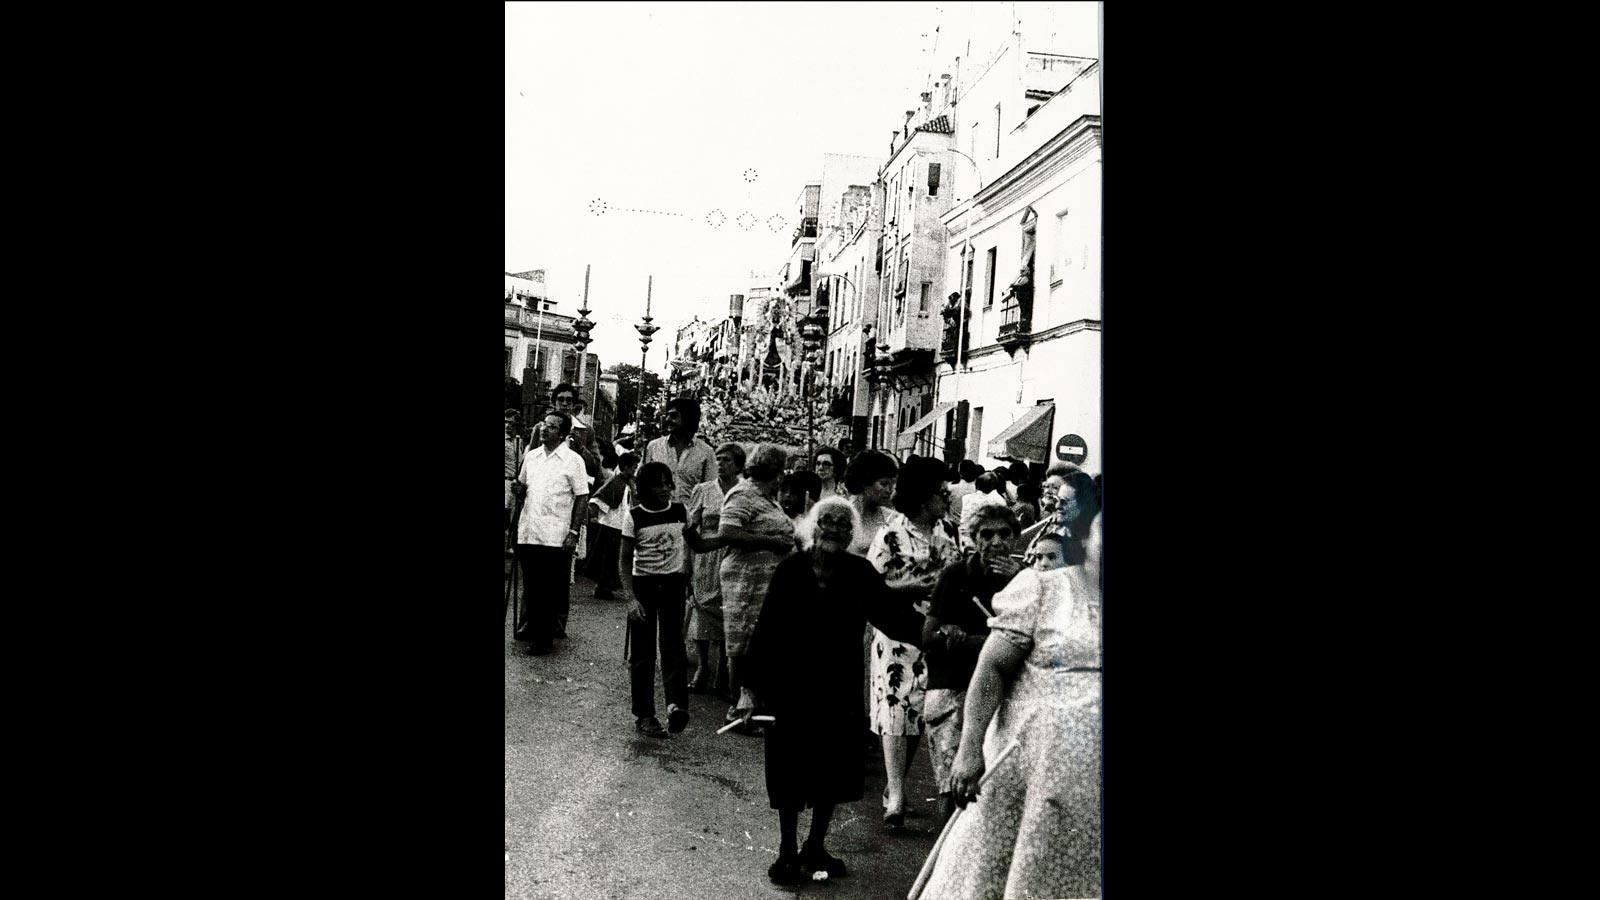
{"left": 506, "top": 562, "right": 942, "bottom": 900}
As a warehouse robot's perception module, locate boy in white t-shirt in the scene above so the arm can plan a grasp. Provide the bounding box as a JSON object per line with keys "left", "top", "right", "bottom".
{"left": 618, "top": 462, "right": 691, "bottom": 738}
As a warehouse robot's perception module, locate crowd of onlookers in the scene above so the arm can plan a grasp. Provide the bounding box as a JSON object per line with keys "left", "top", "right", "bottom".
{"left": 507, "top": 387, "right": 1101, "bottom": 898}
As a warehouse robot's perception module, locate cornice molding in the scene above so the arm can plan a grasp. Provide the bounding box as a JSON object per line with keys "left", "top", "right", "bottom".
{"left": 962, "top": 318, "right": 1100, "bottom": 359}
{"left": 884, "top": 125, "right": 955, "bottom": 174}
{"left": 1030, "top": 318, "right": 1101, "bottom": 341}
{"left": 972, "top": 116, "right": 1101, "bottom": 224}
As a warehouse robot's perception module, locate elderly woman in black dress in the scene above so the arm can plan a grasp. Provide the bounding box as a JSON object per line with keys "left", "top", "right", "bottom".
{"left": 740, "top": 496, "right": 926, "bottom": 885}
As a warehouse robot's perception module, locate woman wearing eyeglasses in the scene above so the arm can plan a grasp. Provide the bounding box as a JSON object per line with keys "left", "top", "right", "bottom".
{"left": 812, "top": 445, "right": 848, "bottom": 500}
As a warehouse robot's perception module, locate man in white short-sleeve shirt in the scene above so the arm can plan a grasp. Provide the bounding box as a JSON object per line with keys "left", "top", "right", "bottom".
{"left": 511, "top": 409, "right": 589, "bottom": 653}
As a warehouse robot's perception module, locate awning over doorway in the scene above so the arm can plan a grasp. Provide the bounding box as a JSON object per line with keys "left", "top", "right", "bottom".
{"left": 896, "top": 402, "right": 957, "bottom": 451}
{"left": 987, "top": 402, "right": 1055, "bottom": 464}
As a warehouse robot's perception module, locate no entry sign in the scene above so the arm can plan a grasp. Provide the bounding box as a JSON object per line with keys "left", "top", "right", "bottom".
{"left": 1055, "top": 434, "right": 1088, "bottom": 464}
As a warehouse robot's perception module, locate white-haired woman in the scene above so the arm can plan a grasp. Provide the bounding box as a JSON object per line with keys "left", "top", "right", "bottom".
{"left": 740, "top": 496, "right": 926, "bottom": 885}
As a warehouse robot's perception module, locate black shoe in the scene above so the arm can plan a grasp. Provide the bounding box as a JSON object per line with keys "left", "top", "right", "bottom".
{"left": 667, "top": 704, "right": 689, "bottom": 734}
{"left": 635, "top": 716, "right": 667, "bottom": 738}
{"left": 799, "top": 846, "right": 849, "bottom": 878}
{"left": 768, "top": 854, "right": 805, "bottom": 885}
{"left": 525, "top": 642, "right": 553, "bottom": 656}
{"left": 882, "top": 811, "right": 905, "bottom": 830}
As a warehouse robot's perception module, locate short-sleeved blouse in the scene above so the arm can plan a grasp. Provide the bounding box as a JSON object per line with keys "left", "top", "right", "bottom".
{"left": 717, "top": 479, "right": 795, "bottom": 604}
{"left": 866, "top": 511, "right": 961, "bottom": 587}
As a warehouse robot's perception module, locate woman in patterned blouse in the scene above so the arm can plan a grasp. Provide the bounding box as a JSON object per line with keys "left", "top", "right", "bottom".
{"left": 865, "top": 455, "right": 960, "bottom": 828}
{"left": 717, "top": 444, "right": 797, "bottom": 731}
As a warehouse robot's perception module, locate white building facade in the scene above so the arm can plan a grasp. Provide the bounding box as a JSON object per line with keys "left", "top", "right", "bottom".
{"left": 815, "top": 179, "right": 881, "bottom": 449}
{"left": 935, "top": 56, "right": 1102, "bottom": 474}
{"left": 504, "top": 269, "right": 598, "bottom": 408}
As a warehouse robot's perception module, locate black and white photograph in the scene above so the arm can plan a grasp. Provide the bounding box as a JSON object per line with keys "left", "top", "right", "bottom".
{"left": 505, "top": 3, "right": 1103, "bottom": 897}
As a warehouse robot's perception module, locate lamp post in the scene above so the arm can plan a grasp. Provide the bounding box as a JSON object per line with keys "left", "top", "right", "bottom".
{"left": 571, "top": 264, "right": 596, "bottom": 424}
{"left": 532, "top": 290, "right": 549, "bottom": 406}
{"left": 634, "top": 275, "right": 660, "bottom": 439}
{"left": 798, "top": 288, "right": 829, "bottom": 465}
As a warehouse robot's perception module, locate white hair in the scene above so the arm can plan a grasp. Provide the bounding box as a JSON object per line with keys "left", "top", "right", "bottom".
{"left": 795, "top": 495, "right": 863, "bottom": 551}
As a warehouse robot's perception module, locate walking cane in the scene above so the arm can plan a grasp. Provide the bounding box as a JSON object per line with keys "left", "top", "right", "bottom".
{"left": 506, "top": 433, "right": 524, "bottom": 631}
{"left": 509, "top": 493, "right": 525, "bottom": 638}
{"left": 906, "top": 739, "right": 1022, "bottom": 900}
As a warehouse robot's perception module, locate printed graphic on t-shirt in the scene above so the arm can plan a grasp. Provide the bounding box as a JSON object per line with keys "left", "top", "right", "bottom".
{"left": 624, "top": 502, "right": 687, "bottom": 575}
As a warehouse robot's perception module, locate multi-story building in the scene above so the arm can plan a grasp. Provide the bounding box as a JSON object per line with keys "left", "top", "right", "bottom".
{"left": 705, "top": 294, "right": 745, "bottom": 391}
{"left": 504, "top": 269, "right": 601, "bottom": 418}
{"left": 932, "top": 46, "right": 1102, "bottom": 475}
{"left": 775, "top": 156, "right": 881, "bottom": 421}
{"left": 668, "top": 315, "right": 718, "bottom": 396}
{"left": 815, "top": 180, "right": 882, "bottom": 450}
{"left": 780, "top": 182, "right": 821, "bottom": 330}
{"left": 857, "top": 80, "right": 966, "bottom": 459}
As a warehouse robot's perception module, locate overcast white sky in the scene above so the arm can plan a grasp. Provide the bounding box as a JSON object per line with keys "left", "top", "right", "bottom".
{"left": 506, "top": 1, "right": 1099, "bottom": 371}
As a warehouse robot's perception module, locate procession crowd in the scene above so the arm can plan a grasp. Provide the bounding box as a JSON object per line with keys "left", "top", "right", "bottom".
{"left": 506, "top": 384, "right": 1102, "bottom": 899}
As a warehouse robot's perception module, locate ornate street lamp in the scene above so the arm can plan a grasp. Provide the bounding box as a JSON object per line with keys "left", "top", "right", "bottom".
{"left": 572, "top": 264, "right": 596, "bottom": 415}
{"left": 634, "top": 275, "right": 660, "bottom": 436}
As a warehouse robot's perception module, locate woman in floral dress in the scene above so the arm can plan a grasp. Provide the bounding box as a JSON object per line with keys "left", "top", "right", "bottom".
{"left": 920, "top": 472, "right": 1102, "bottom": 899}
{"left": 865, "top": 456, "right": 960, "bottom": 828}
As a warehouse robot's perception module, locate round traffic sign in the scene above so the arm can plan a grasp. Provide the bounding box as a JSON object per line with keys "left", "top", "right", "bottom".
{"left": 1055, "top": 433, "right": 1088, "bottom": 464}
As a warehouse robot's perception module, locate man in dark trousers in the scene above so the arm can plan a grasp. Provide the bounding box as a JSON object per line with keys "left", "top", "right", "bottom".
{"left": 922, "top": 503, "right": 1024, "bottom": 822}
{"left": 509, "top": 409, "right": 590, "bottom": 654}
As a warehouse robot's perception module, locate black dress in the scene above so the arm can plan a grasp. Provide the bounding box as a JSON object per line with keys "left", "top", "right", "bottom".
{"left": 744, "top": 551, "right": 925, "bottom": 810}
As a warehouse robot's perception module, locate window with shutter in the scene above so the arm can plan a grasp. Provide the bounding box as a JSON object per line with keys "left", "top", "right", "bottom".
{"left": 928, "top": 162, "right": 941, "bottom": 197}
{"left": 985, "top": 247, "right": 998, "bottom": 308}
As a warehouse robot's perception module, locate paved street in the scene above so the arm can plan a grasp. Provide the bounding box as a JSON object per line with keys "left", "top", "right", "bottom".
{"left": 505, "top": 563, "right": 942, "bottom": 900}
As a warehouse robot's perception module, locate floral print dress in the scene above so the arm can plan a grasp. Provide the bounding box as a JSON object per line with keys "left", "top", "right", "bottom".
{"left": 865, "top": 511, "right": 960, "bottom": 736}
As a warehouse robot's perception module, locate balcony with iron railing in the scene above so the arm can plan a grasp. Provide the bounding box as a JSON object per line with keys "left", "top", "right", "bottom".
{"left": 504, "top": 303, "right": 576, "bottom": 336}
{"left": 997, "top": 297, "right": 1033, "bottom": 353}
{"left": 791, "top": 217, "right": 819, "bottom": 247}
{"left": 939, "top": 292, "right": 970, "bottom": 365}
